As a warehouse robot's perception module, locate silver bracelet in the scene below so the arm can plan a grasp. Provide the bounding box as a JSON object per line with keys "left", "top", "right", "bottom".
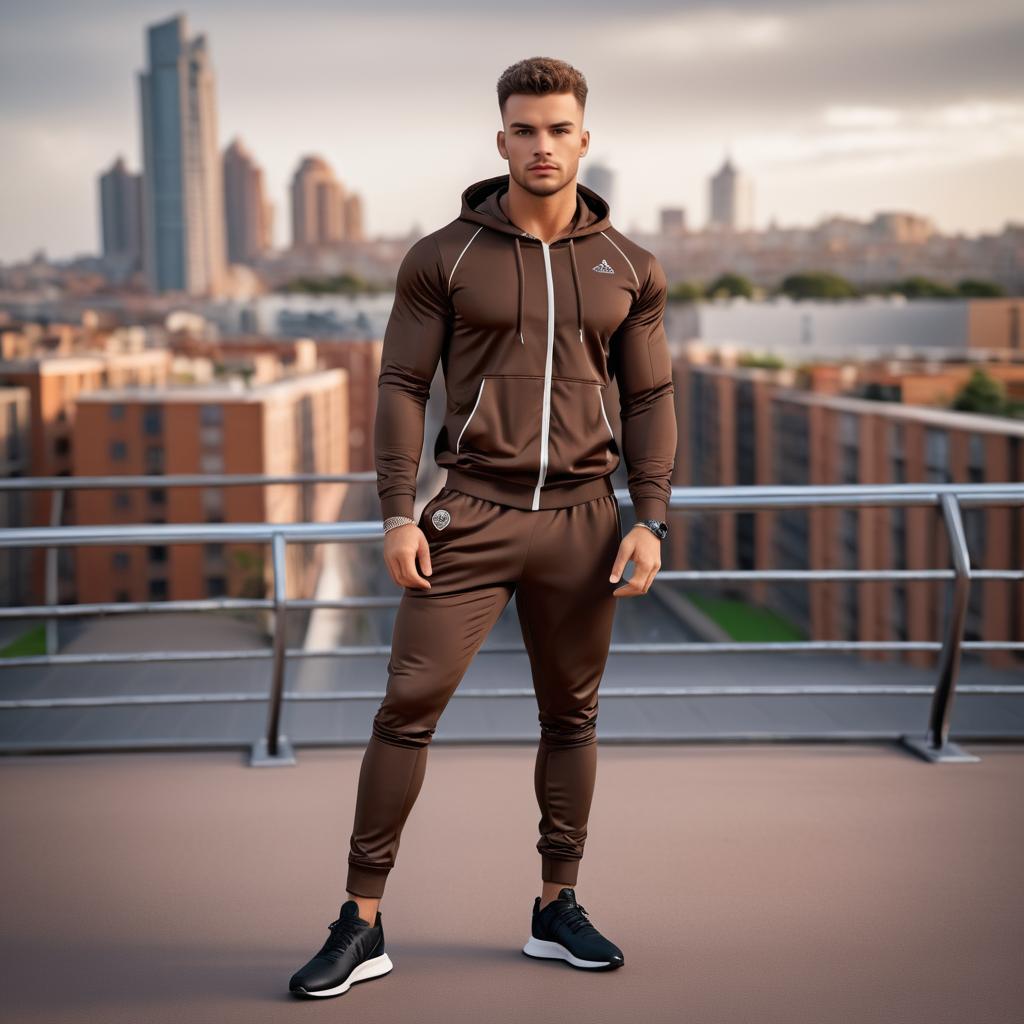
{"left": 383, "top": 515, "right": 416, "bottom": 534}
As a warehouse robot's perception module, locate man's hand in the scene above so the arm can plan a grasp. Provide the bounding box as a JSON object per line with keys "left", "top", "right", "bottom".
{"left": 384, "top": 523, "right": 432, "bottom": 590}
{"left": 609, "top": 525, "right": 662, "bottom": 597}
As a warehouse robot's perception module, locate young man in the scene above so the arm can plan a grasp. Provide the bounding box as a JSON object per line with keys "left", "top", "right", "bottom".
{"left": 289, "top": 56, "right": 676, "bottom": 998}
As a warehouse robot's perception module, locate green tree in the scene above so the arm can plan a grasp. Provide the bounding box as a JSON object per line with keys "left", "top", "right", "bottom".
{"left": 706, "top": 272, "right": 754, "bottom": 299}
{"left": 668, "top": 280, "right": 705, "bottom": 303}
{"left": 888, "top": 275, "right": 956, "bottom": 298}
{"left": 951, "top": 368, "right": 1007, "bottom": 415}
{"left": 956, "top": 278, "right": 1005, "bottom": 297}
{"left": 778, "top": 271, "right": 856, "bottom": 299}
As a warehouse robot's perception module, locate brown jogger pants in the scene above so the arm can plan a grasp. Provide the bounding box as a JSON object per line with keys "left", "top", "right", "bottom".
{"left": 346, "top": 484, "right": 623, "bottom": 899}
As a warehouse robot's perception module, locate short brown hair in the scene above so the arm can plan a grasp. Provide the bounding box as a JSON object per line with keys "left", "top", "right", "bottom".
{"left": 496, "top": 57, "right": 588, "bottom": 117}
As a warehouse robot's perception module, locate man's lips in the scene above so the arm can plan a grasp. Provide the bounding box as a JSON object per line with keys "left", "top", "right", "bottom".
{"left": 530, "top": 165, "right": 557, "bottom": 171}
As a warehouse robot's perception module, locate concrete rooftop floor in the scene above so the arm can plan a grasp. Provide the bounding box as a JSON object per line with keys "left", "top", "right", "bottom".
{"left": 1, "top": 741, "right": 1022, "bottom": 1024}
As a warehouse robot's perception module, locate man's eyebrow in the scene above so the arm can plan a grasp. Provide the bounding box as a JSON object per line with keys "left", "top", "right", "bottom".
{"left": 508, "top": 121, "right": 576, "bottom": 129}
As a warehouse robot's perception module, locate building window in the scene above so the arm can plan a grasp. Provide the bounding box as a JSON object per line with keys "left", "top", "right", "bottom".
{"left": 205, "top": 576, "right": 228, "bottom": 597}
{"left": 148, "top": 488, "right": 166, "bottom": 505}
{"left": 202, "top": 487, "right": 225, "bottom": 522}
{"left": 109, "top": 404, "right": 126, "bottom": 421}
{"left": 925, "top": 428, "right": 950, "bottom": 484}
{"left": 113, "top": 491, "right": 132, "bottom": 510}
{"left": 144, "top": 445, "right": 165, "bottom": 474}
{"left": 147, "top": 545, "right": 168, "bottom": 564}
{"left": 200, "top": 451, "right": 224, "bottom": 474}
{"left": 200, "top": 404, "right": 223, "bottom": 426}
{"left": 148, "top": 579, "right": 168, "bottom": 601}
{"left": 112, "top": 551, "right": 131, "bottom": 571}
{"left": 109, "top": 440, "right": 127, "bottom": 461}
{"left": 143, "top": 405, "right": 163, "bottom": 437}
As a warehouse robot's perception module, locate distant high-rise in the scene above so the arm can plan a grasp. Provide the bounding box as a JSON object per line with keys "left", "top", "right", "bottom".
{"left": 343, "top": 192, "right": 366, "bottom": 243}
{"left": 708, "top": 152, "right": 755, "bottom": 231}
{"left": 223, "top": 138, "right": 273, "bottom": 264}
{"left": 290, "top": 156, "right": 345, "bottom": 249}
{"left": 98, "top": 156, "right": 143, "bottom": 281}
{"left": 660, "top": 208, "right": 688, "bottom": 236}
{"left": 581, "top": 160, "right": 614, "bottom": 212}
{"left": 137, "top": 14, "right": 228, "bottom": 296}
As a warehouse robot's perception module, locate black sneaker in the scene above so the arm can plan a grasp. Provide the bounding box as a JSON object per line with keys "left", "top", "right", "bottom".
{"left": 522, "top": 886, "right": 624, "bottom": 970}
{"left": 289, "top": 899, "right": 394, "bottom": 998}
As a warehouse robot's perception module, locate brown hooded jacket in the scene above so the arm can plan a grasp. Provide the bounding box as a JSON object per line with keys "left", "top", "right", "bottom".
{"left": 374, "top": 172, "right": 677, "bottom": 523}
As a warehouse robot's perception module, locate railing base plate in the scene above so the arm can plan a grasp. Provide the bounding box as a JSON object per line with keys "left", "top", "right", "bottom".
{"left": 899, "top": 735, "right": 981, "bottom": 763}
{"left": 249, "top": 736, "right": 297, "bottom": 767}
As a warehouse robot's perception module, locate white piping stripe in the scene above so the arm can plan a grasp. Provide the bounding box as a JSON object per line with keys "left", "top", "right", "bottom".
{"left": 456, "top": 376, "right": 487, "bottom": 453}
{"left": 599, "top": 230, "right": 639, "bottom": 288}
{"left": 599, "top": 387, "right": 614, "bottom": 439}
{"left": 448, "top": 225, "right": 483, "bottom": 294}
{"left": 532, "top": 240, "right": 556, "bottom": 511}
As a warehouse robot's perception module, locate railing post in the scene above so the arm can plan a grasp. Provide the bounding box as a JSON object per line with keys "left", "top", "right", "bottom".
{"left": 45, "top": 489, "right": 65, "bottom": 656}
{"left": 250, "top": 531, "right": 296, "bottom": 766}
{"left": 900, "top": 493, "right": 980, "bottom": 763}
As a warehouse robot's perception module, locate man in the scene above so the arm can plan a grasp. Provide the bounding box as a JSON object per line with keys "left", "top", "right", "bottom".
{"left": 289, "top": 55, "right": 676, "bottom": 998}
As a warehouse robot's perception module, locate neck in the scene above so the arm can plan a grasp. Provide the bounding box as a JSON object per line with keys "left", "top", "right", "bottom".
{"left": 499, "top": 175, "right": 579, "bottom": 244}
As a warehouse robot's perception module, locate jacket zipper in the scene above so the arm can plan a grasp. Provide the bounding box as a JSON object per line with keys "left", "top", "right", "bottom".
{"left": 532, "top": 238, "right": 556, "bottom": 510}
{"left": 457, "top": 376, "right": 487, "bottom": 453}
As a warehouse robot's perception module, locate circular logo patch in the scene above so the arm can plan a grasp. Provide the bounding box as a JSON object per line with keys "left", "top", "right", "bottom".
{"left": 431, "top": 508, "right": 451, "bottom": 531}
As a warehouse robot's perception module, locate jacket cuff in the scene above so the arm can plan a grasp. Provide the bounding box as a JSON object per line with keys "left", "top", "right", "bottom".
{"left": 380, "top": 494, "right": 415, "bottom": 521}
{"left": 633, "top": 496, "right": 668, "bottom": 523}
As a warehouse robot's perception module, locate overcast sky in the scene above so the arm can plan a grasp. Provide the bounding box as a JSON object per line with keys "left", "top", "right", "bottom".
{"left": 1, "top": 0, "right": 1021, "bottom": 263}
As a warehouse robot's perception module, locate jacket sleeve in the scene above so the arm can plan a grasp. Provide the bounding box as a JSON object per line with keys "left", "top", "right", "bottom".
{"left": 374, "top": 234, "right": 452, "bottom": 521}
{"left": 609, "top": 252, "right": 678, "bottom": 524}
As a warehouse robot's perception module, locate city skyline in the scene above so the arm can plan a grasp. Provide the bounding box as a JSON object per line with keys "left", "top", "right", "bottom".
{"left": 1, "top": 0, "right": 1022, "bottom": 264}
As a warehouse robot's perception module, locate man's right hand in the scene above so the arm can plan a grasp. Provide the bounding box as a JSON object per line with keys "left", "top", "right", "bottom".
{"left": 383, "top": 523, "right": 433, "bottom": 589}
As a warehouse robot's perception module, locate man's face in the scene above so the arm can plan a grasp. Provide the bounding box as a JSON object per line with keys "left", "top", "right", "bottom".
{"left": 498, "top": 92, "right": 589, "bottom": 196}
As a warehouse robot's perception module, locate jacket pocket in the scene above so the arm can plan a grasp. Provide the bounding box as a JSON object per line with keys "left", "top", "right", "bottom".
{"left": 451, "top": 374, "right": 545, "bottom": 481}
{"left": 545, "top": 378, "right": 618, "bottom": 481}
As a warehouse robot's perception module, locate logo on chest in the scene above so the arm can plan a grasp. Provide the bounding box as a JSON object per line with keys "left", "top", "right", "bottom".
{"left": 592, "top": 258, "right": 615, "bottom": 274}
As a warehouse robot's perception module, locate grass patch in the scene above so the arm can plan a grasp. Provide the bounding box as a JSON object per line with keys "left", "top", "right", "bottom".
{"left": 0, "top": 624, "right": 47, "bottom": 658}
{"left": 686, "top": 592, "right": 804, "bottom": 642}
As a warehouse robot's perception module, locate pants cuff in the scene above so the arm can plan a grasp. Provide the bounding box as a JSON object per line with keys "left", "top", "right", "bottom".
{"left": 541, "top": 855, "right": 581, "bottom": 886}
{"left": 346, "top": 863, "right": 391, "bottom": 899}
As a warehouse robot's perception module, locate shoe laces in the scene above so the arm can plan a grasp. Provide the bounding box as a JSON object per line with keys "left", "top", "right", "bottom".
{"left": 553, "top": 900, "right": 596, "bottom": 935}
{"left": 316, "top": 915, "right": 363, "bottom": 962}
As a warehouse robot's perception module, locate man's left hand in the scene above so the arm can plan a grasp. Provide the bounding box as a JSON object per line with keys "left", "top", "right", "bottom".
{"left": 609, "top": 525, "right": 662, "bottom": 597}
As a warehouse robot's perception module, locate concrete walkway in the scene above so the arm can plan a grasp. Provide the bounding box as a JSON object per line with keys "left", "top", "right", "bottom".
{"left": 1, "top": 742, "right": 1022, "bottom": 1023}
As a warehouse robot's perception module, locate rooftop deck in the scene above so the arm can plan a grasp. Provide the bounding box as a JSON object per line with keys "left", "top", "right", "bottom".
{"left": 2, "top": 741, "right": 1021, "bottom": 1022}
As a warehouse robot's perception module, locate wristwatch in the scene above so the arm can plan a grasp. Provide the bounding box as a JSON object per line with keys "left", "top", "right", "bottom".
{"left": 636, "top": 519, "right": 669, "bottom": 540}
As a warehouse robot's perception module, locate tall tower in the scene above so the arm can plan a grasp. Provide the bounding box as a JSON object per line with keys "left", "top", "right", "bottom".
{"left": 290, "top": 156, "right": 346, "bottom": 249}
{"left": 708, "top": 150, "right": 755, "bottom": 231}
{"left": 581, "top": 160, "right": 615, "bottom": 213}
{"left": 138, "top": 14, "right": 228, "bottom": 296}
{"left": 98, "top": 156, "right": 143, "bottom": 282}
{"left": 224, "top": 138, "right": 273, "bottom": 264}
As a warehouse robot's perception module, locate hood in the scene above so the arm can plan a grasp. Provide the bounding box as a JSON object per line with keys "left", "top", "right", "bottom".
{"left": 458, "top": 173, "right": 611, "bottom": 241}
{"left": 457, "top": 173, "right": 613, "bottom": 347}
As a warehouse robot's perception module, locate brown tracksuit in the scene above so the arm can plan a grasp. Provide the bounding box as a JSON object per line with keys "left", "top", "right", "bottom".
{"left": 346, "top": 173, "right": 677, "bottom": 899}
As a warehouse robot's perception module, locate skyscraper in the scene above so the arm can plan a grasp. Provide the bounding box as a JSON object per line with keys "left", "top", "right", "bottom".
{"left": 224, "top": 138, "right": 273, "bottom": 264}
{"left": 98, "top": 156, "right": 143, "bottom": 282}
{"left": 290, "top": 155, "right": 345, "bottom": 249}
{"left": 709, "top": 151, "right": 755, "bottom": 231}
{"left": 137, "top": 14, "right": 228, "bottom": 296}
{"left": 581, "top": 160, "right": 615, "bottom": 213}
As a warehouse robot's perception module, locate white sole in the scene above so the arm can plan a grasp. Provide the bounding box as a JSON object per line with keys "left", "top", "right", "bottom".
{"left": 522, "top": 936, "right": 619, "bottom": 969}
{"left": 294, "top": 952, "right": 394, "bottom": 997}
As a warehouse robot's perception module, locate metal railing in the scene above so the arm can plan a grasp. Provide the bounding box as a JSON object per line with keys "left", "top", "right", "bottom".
{"left": 1, "top": 474, "right": 1022, "bottom": 766}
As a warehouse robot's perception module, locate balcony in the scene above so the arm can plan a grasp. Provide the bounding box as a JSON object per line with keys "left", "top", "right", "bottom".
{"left": 1, "top": 474, "right": 1021, "bottom": 1019}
